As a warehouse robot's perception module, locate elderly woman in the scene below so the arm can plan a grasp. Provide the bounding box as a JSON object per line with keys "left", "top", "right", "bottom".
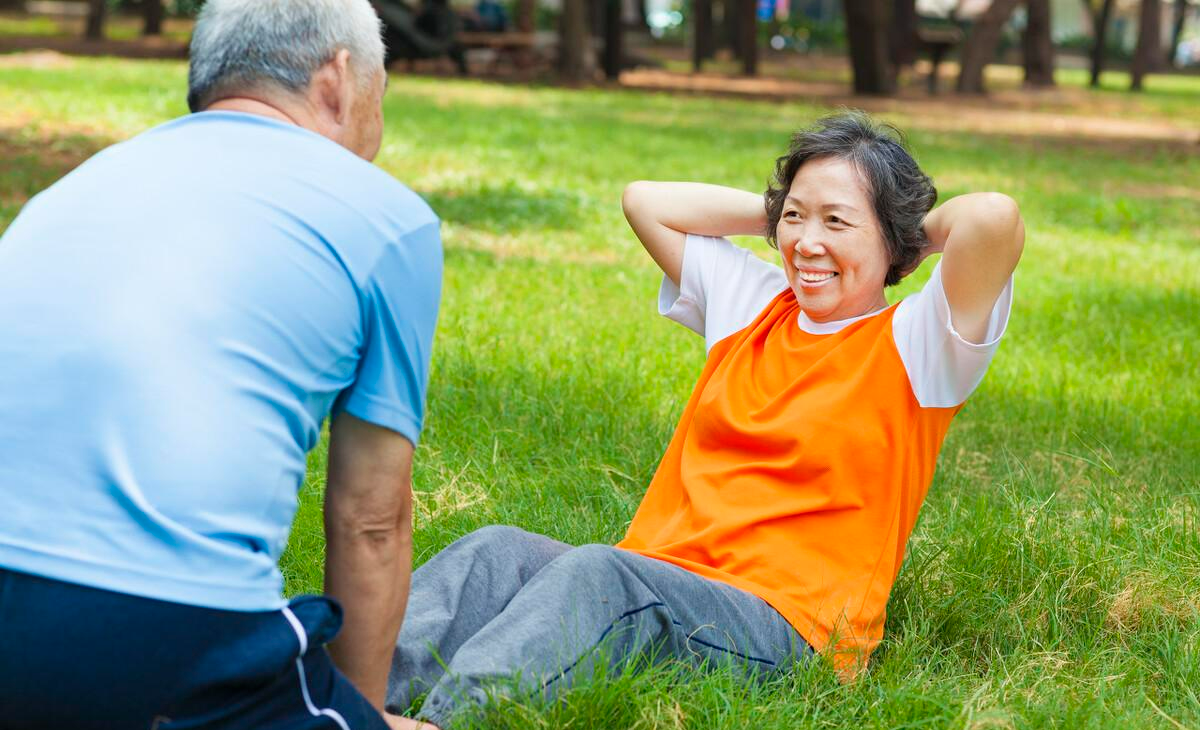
{"left": 385, "top": 112, "right": 1023, "bottom": 730}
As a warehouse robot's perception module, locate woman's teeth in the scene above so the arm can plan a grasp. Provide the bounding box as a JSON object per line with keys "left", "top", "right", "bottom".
{"left": 798, "top": 270, "right": 837, "bottom": 283}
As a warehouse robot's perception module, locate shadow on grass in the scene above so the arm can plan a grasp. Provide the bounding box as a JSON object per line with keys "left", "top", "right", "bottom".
{"left": 420, "top": 182, "right": 587, "bottom": 233}
{"left": 0, "top": 125, "right": 108, "bottom": 229}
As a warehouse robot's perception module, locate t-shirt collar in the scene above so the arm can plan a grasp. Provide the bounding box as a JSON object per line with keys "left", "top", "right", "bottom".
{"left": 797, "top": 305, "right": 889, "bottom": 335}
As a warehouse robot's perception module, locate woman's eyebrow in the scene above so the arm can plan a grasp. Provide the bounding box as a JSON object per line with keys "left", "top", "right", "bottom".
{"left": 788, "top": 195, "right": 862, "bottom": 215}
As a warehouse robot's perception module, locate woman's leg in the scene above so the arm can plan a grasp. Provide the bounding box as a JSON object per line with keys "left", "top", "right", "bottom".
{"left": 414, "top": 545, "right": 810, "bottom": 728}
{"left": 386, "top": 525, "right": 572, "bottom": 713}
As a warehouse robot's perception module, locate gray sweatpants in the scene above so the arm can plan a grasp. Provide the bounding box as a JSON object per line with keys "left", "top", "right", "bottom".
{"left": 385, "top": 525, "right": 811, "bottom": 727}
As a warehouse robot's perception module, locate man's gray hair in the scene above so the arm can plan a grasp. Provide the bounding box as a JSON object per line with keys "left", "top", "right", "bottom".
{"left": 188, "top": 0, "right": 385, "bottom": 112}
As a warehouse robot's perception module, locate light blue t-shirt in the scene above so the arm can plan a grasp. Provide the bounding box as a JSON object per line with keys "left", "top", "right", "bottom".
{"left": 0, "top": 112, "right": 442, "bottom": 611}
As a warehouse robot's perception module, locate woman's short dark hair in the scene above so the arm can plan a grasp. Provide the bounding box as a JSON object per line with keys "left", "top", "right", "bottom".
{"left": 764, "top": 111, "right": 937, "bottom": 287}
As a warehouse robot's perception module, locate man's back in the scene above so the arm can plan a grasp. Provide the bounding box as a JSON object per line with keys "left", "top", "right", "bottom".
{"left": 0, "top": 111, "right": 442, "bottom": 611}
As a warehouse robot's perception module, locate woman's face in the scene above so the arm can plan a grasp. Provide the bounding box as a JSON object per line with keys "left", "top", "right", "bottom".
{"left": 776, "top": 156, "right": 891, "bottom": 323}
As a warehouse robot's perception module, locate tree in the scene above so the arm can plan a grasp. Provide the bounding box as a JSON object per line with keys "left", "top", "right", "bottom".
{"left": 1023, "top": 0, "right": 1056, "bottom": 86}
{"left": 517, "top": 0, "right": 535, "bottom": 31}
{"left": 843, "top": 0, "right": 895, "bottom": 94}
{"left": 694, "top": 0, "right": 716, "bottom": 70}
{"left": 1166, "top": 0, "right": 1186, "bottom": 67}
{"left": 560, "top": 0, "right": 590, "bottom": 81}
{"left": 144, "top": 0, "right": 165, "bottom": 36}
{"left": 602, "top": 0, "right": 623, "bottom": 79}
{"left": 738, "top": 0, "right": 757, "bottom": 75}
{"left": 1088, "top": 0, "right": 1115, "bottom": 86}
{"left": 1130, "top": 0, "right": 1162, "bottom": 90}
{"left": 85, "top": 0, "right": 107, "bottom": 41}
{"left": 956, "top": 0, "right": 1021, "bottom": 93}
{"left": 890, "top": 0, "right": 919, "bottom": 69}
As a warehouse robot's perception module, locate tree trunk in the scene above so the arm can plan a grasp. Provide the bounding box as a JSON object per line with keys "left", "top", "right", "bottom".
{"left": 694, "top": 0, "right": 715, "bottom": 70}
{"left": 586, "top": 0, "right": 605, "bottom": 37}
{"left": 890, "top": 0, "right": 919, "bottom": 68}
{"left": 843, "top": 0, "right": 895, "bottom": 94}
{"left": 560, "top": 0, "right": 590, "bottom": 81}
{"left": 517, "top": 0, "right": 535, "bottom": 31}
{"left": 602, "top": 0, "right": 623, "bottom": 79}
{"left": 724, "top": 0, "right": 743, "bottom": 59}
{"left": 1130, "top": 0, "right": 1162, "bottom": 90}
{"left": 1089, "top": 0, "right": 1115, "bottom": 86}
{"left": 956, "top": 0, "right": 1021, "bottom": 93}
{"left": 739, "top": 0, "right": 757, "bottom": 75}
{"left": 636, "top": 0, "right": 651, "bottom": 31}
{"left": 144, "top": 0, "right": 165, "bottom": 36}
{"left": 85, "top": 0, "right": 107, "bottom": 41}
{"left": 1166, "top": 0, "right": 1186, "bottom": 67}
{"left": 1022, "top": 0, "right": 1056, "bottom": 86}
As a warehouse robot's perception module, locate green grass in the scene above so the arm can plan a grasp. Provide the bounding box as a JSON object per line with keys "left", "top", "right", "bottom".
{"left": 1, "top": 58, "right": 1197, "bottom": 729}
{"left": 0, "top": 11, "right": 194, "bottom": 42}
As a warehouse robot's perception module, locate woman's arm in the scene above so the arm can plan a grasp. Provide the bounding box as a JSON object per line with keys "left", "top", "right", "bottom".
{"left": 922, "top": 193, "right": 1025, "bottom": 344}
{"left": 622, "top": 182, "right": 767, "bottom": 286}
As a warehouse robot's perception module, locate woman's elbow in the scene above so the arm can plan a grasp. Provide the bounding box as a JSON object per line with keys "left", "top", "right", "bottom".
{"left": 979, "top": 192, "right": 1025, "bottom": 259}
{"left": 622, "top": 180, "right": 653, "bottom": 219}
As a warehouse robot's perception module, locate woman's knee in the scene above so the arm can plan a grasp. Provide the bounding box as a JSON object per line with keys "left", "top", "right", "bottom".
{"left": 457, "top": 524, "right": 533, "bottom": 550}
{"left": 445, "top": 525, "right": 568, "bottom": 571}
{"left": 549, "top": 544, "right": 631, "bottom": 581}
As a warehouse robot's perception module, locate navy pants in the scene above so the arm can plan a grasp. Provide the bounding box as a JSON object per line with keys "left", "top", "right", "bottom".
{"left": 0, "top": 567, "right": 389, "bottom": 730}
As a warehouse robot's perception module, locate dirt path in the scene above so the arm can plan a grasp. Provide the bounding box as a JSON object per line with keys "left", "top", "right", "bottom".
{"left": 2, "top": 45, "right": 1196, "bottom": 148}
{"left": 617, "top": 69, "right": 1200, "bottom": 147}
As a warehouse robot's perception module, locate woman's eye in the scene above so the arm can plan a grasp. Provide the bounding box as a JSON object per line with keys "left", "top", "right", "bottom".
{"left": 784, "top": 210, "right": 801, "bottom": 220}
{"left": 827, "top": 216, "right": 843, "bottom": 225}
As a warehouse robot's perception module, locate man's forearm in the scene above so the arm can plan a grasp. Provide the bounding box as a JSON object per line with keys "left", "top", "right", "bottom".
{"left": 324, "top": 515, "right": 413, "bottom": 710}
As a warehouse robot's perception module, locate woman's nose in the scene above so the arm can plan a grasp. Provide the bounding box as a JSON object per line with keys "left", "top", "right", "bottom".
{"left": 796, "top": 234, "right": 826, "bottom": 258}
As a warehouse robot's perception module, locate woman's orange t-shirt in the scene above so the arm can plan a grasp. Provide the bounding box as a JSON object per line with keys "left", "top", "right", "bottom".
{"left": 618, "top": 288, "right": 960, "bottom": 674}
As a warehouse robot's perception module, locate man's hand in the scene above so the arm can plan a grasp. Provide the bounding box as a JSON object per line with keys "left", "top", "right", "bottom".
{"left": 324, "top": 412, "right": 416, "bottom": 710}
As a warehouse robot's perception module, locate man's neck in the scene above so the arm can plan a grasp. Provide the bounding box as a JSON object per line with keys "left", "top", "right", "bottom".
{"left": 203, "top": 97, "right": 304, "bottom": 128}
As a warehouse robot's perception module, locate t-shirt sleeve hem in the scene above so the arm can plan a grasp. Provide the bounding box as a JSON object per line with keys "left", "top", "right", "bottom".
{"left": 335, "top": 391, "right": 421, "bottom": 446}
{"left": 656, "top": 234, "right": 716, "bottom": 336}
{"left": 893, "top": 259, "right": 1015, "bottom": 409}
{"left": 934, "top": 264, "right": 1014, "bottom": 352}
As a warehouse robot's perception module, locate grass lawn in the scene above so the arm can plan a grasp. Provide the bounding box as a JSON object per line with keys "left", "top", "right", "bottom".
{"left": 0, "top": 11, "right": 195, "bottom": 43}
{"left": 1, "top": 57, "right": 1197, "bottom": 729}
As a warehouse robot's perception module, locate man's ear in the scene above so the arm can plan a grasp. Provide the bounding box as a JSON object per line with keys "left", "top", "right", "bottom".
{"left": 309, "top": 48, "right": 356, "bottom": 133}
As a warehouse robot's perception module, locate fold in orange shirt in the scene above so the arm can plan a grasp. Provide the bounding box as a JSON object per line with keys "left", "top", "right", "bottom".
{"left": 618, "top": 289, "right": 959, "bottom": 674}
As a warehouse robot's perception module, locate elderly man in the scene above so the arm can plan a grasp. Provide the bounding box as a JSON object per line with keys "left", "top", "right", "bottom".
{"left": 0, "top": 1, "right": 440, "bottom": 728}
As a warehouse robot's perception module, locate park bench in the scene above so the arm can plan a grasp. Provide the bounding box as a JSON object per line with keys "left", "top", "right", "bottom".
{"left": 458, "top": 31, "right": 553, "bottom": 71}
{"left": 916, "top": 23, "right": 964, "bottom": 94}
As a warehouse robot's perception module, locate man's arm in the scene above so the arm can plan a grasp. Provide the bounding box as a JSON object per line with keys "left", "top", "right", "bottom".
{"left": 323, "top": 411, "right": 415, "bottom": 711}
{"left": 922, "top": 192, "right": 1025, "bottom": 343}
{"left": 622, "top": 182, "right": 766, "bottom": 286}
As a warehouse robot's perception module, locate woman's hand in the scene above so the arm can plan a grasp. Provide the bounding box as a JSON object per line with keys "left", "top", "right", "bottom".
{"left": 922, "top": 193, "right": 1025, "bottom": 343}
{"left": 622, "top": 182, "right": 767, "bottom": 286}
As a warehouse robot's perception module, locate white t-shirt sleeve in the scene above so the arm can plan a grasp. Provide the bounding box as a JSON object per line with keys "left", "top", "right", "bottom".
{"left": 892, "top": 259, "right": 1014, "bottom": 408}
{"left": 657, "top": 234, "right": 789, "bottom": 354}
